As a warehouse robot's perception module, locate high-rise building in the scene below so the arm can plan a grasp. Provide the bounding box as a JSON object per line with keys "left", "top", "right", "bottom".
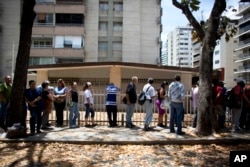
{"left": 166, "top": 26, "right": 193, "bottom": 67}
{"left": 0, "top": 0, "right": 162, "bottom": 79}
{"left": 234, "top": 0, "right": 250, "bottom": 83}
{"left": 30, "top": 0, "right": 162, "bottom": 65}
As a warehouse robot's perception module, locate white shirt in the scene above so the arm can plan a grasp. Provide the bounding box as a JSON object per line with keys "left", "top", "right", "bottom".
{"left": 84, "top": 89, "right": 94, "bottom": 104}
{"left": 143, "top": 83, "right": 155, "bottom": 100}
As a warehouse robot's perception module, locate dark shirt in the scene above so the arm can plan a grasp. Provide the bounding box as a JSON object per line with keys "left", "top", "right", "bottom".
{"left": 70, "top": 90, "right": 78, "bottom": 103}
{"left": 24, "top": 88, "right": 42, "bottom": 110}
{"left": 126, "top": 82, "right": 137, "bottom": 103}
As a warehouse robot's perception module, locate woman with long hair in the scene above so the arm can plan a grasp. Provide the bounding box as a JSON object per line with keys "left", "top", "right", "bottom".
{"left": 156, "top": 81, "right": 168, "bottom": 127}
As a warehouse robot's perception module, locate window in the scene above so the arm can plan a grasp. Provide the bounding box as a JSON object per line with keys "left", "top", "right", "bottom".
{"left": 56, "top": 14, "right": 83, "bottom": 25}
{"left": 99, "top": 2, "right": 108, "bottom": 11}
{"left": 215, "top": 60, "right": 220, "bottom": 64}
{"left": 113, "top": 42, "right": 122, "bottom": 51}
{"left": 113, "top": 22, "right": 122, "bottom": 31}
{"left": 98, "top": 42, "right": 108, "bottom": 51}
{"left": 55, "top": 36, "right": 84, "bottom": 48}
{"left": 34, "top": 13, "right": 53, "bottom": 25}
{"left": 114, "top": 3, "right": 123, "bottom": 11}
{"left": 99, "top": 22, "right": 108, "bottom": 31}
{"left": 29, "top": 57, "right": 55, "bottom": 65}
{"left": 32, "top": 38, "right": 53, "bottom": 48}
{"left": 214, "top": 50, "right": 219, "bottom": 55}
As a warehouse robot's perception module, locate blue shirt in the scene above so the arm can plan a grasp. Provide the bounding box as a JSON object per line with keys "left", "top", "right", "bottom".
{"left": 106, "top": 84, "right": 120, "bottom": 105}
{"left": 168, "top": 81, "right": 185, "bottom": 103}
{"left": 24, "top": 88, "right": 42, "bottom": 110}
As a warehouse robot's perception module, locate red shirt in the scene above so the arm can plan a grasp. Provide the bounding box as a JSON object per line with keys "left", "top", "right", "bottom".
{"left": 212, "top": 85, "right": 223, "bottom": 105}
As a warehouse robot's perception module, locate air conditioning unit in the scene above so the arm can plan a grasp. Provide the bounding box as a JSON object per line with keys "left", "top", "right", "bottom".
{"left": 157, "top": 17, "right": 161, "bottom": 24}
{"left": 156, "top": 37, "right": 161, "bottom": 44}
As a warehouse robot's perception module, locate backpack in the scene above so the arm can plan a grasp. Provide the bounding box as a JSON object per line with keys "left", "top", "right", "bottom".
{"left": 138, "top": 86, "right": 151, "bottom": 105}
{"left": 226, "top": 88, "right": 236, "bottom": 109}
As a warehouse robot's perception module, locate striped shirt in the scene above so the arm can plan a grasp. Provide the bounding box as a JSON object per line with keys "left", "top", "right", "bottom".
{"left": 106, "top": 84, "right": 120, "bottom": 105}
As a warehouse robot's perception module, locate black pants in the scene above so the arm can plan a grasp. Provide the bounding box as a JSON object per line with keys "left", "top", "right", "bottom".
{"left": 54, "top": 101, "right": 65, "bottom": 126}
{"left": 106, "top": 105, "right": 117, "bottom": 126}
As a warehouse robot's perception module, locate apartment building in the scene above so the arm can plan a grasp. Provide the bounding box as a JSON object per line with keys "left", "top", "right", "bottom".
{"left": 234, "top": 0, "right": 250, "bottom": 83}
{"left": 30, "top": 0, "right": 162, "bottom": 65}
{"left": 166, "top": 26, "right": 193, "bottom": 67}
{"left": 0, "top": 1, "right": 21, "bottom": 80}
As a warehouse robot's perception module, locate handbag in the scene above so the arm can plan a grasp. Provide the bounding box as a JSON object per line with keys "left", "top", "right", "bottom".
{"left": 122, "top": 96, "right": 127, "bottom": 104}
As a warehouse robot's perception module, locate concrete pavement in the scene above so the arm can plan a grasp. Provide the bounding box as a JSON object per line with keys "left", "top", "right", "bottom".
{"left": 1, "top": 125, "right": 250, "bottom": 145}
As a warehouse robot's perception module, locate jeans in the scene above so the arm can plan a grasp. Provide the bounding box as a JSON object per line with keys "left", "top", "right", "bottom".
{"left": 232, "top": 108, "right": 242, "bottom": 130}
{"left": 69, "top": 102, "right": 79, "bottom": 126}
{"left": 106, "top": 105, "right": 117, "bottom": 126}
{"left": 0, "top": 102, "right": 9, "bottom": 129}
{"left": 192, "top": 107, "right": 198, "bottom": 128}
{"left": 170, "top": 102, "right": 184, "bottom": 134}
{"left": 85, "top": 104, "right": 95, "bottom": 118}
{"left": 54, "top": 101, "right": 65, "bottom": 126}
{"left": 144, "top": 100, "right": 153, "bottom": 126}
{"left": 29, "top": 107, "right": 42, "bottom": 133}
{"left": 126, "top": 103, "right": 135, "bottom": 126}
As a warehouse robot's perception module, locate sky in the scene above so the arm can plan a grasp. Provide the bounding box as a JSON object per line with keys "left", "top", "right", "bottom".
{"left": 161, "top": 0, "right": 239, "bottom": 44}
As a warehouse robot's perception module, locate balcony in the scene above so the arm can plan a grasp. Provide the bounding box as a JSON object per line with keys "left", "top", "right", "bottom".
{"left": 236, "top": 65, "right": 250, "bottom": 73}
{"left": 36, "top": 0, "right": 55, "bottom": 4}
{"left": 238, "top": 24, "right": 250, "bottom": 35}
{"left": 235, "top": 52, "right": 250, "bottom": 63}
{"left": 30, "top": 48, "right": 84, "bottom": 58}
{"left": 32, "top": 26, "right": 85, "bottom": 35}
{"left": 238, "top": 13, "right": 250, "bottom": 25}
{"left": 235, "top": 38, "right": 250, "bottom": 51}
{"left": 56, "top": 0, "right": 85, "bottom": 4}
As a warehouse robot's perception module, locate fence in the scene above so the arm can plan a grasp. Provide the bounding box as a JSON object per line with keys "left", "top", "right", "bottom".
{"left": 27, "top": 90, "right": 232, "bottom": 127}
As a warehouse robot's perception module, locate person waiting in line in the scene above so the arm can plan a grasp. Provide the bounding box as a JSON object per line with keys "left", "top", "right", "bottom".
{"left": 143, "top": 78, "right": 156, "bottom": 131}
{"left": 0, "top": 75, "right": 12, "bottom": 131}
{"left": 168, "top": 74, "right": 185, "bottom": 135}
{"left": 68, "top": 82, "right": 79, "bottom": 128}
{"left": 105, "top": 83, "right": 120, "bottom": 127}
{"left": 41, "top": 81, "right": 54, "bottom": 130}
{"left": 53, "top": 79, "right": 67, "bottom": 127}
{"left": 83, "top": 82, "right": 96, "bottom": 127}
{"left": 155, "top": 81, "right": 168, "bottom": 128}
{"left": 24, "top": 80, "right": 43, "bottom": 136}
{"left": 190, "top": 81, "right": 199, "bottom": 128}
{"left": 125, "top": 76, "right": 138, "bottom": 128}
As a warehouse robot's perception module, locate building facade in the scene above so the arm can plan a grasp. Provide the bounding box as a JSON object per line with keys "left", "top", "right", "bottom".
{"left": 166, "top": 26, "right": 193, "bottom": 67}
{"left": 234, "top": 1, "right": 250, "bottom": 83}
{"left": 31, "top": 0, "right": 162, "bottom": 65}
{"left": 0, "top": 0, "right": 21, "bottom": 80}
{"left": 0, "top": 0, "right": 162, "bottom": 80}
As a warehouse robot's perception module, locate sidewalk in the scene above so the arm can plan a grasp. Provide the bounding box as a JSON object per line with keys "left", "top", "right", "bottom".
{"left": 1, "top": 125, "right": 250, "bottom": 145}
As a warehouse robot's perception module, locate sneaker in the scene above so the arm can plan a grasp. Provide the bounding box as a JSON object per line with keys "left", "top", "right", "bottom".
{"left": 157, "top": 123, "right": 165, "bottom": 128}
{"left": 177, "top": 132, "right": 185, "bottom": 135}
{"left": 125, "top": 124, "right": 133, "bottom": 128}
{"left": 170, "top": 130, "right": 175, "bottom": 133}
{"left": 70, "top": 125, "right": 76, "bottom": 128}
{"left": 37, "top": 130, "right": 42, "bottom": 134}
{"left": 41, "top": 126, "right": 50, "bottom": 130}
{"left": 131, "top": 123, "right": 136, "bottom": 127}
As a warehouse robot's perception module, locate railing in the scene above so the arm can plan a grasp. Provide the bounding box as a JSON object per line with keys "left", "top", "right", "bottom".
{"left": 26, "top": 90, "right": 232, "bottom": 127}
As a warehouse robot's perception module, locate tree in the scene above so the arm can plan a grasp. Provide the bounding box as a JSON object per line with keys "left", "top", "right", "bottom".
{"left": 6, "top": 0, "right": 36, "bottom": 137}
{"left": 172, "top": 0, "right": 236, "bottom": 135}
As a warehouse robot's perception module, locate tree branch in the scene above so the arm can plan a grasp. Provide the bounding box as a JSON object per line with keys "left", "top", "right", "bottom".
{"left": 172, "top": 0, "right": 205, "bottom": 40}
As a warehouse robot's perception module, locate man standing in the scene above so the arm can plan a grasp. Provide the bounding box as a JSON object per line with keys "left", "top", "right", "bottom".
{"left": 105, "top": 83, "right": 120, "bottom": 127}
{"left": 24, "top": 80, "right": 42, "bottom": 135}
{"left": 125, "top": 76, "right": 138, "bottom": 128}
{"left": 0, "top": 75, "right": 12, "bottom": 130}
{"left": 168, "top": 75, "right": 185, "bottom": 135}
{"left": 241, "top": 81, "right": 250, "bottom": 130}
{"left": 143, "top": 78, "right": 156, "bottom": 131}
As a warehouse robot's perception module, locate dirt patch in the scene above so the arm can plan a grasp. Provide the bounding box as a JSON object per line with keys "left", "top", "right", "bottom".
{"left": 1, "top": 142, "right": 249, "bottom": 166}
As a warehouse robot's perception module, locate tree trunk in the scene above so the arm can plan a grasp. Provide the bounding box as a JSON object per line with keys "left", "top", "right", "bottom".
{"left": 6, "top": 0, "right": 36, "bottom": 128}
{"left": 196, "top": 0, "right": 226, "bottom": 135}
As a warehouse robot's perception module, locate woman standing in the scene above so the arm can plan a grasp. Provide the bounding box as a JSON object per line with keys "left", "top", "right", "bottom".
{"left": 41, "top": 81, "right": 54, "bottom": 129}
{"left": 156, "top": 81, "right": 168, "bottom": 127}
{"left": 68, "top": 82, "right": 79, "bottom": 128}
{"left": 54, "top": 79, "right": 67, "bottom": 127}
{"left": 83, "top": 82, "right": 96, "bottom": 126}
